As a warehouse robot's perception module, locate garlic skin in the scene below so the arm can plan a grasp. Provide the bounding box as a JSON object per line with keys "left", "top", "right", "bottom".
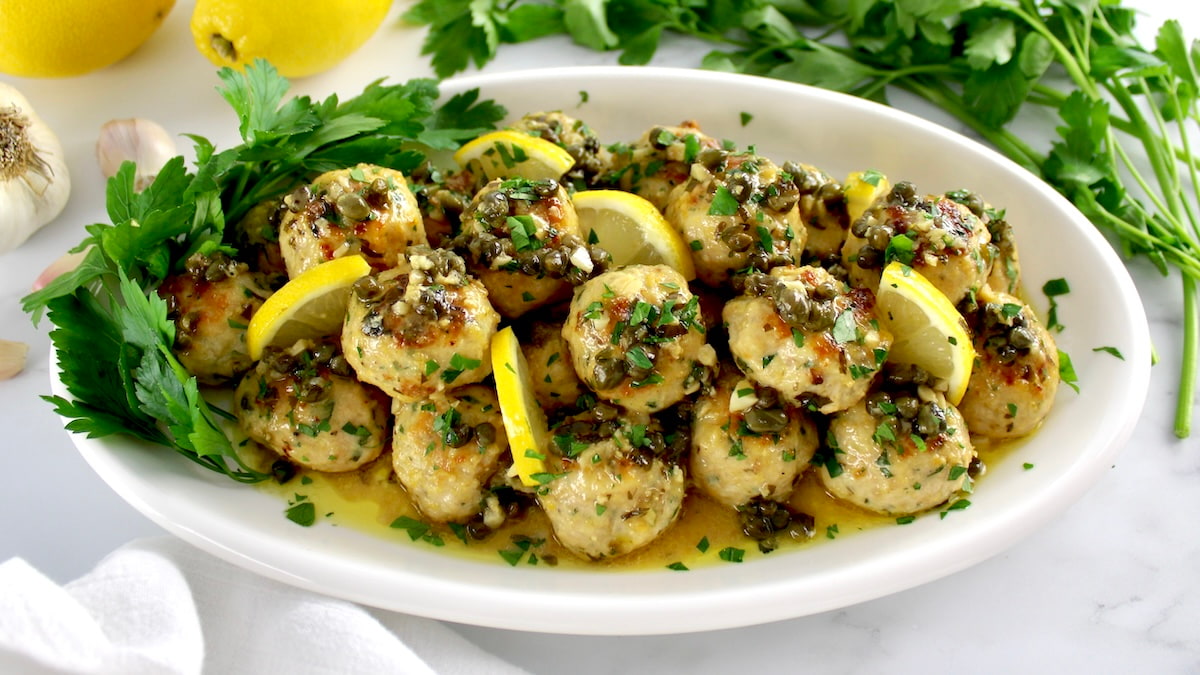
{"left": 96, "top": 118, "right": 177, "bottom": 191}
{"left": 0, "top": 340, "right": 29, "bottom": 380}
{"left": 32, "top": 248, "right": 89, "bottom": 291}
{"left": 0, "top": 83, "right": 71, "bottom": 254}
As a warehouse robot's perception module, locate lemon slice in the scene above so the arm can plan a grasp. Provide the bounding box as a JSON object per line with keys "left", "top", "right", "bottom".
{"left": 572, "top": 189, "right": 697, "bottom": 280}
{"left": 491, "top": 327, "right": 550, "bottom": 487}
{"left": 875, "top": 261, "right": 975, "bottom": 405}
{"left": 453, "top": 130, "right": 576, "bottom": 181}
{"left": 245, "top": 255, "right": 371, "bottom": 360}
{"left": 844, "top": 170, "right": 891, "bottom": 225}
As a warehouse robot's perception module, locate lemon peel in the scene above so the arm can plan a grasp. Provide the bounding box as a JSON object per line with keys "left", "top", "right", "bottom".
{"left": 875, "top": 261, "right": 975, "bottom": 405}
{"left": 0, "top": 0, "right": 174, "bottom": 77}
{"left": 844, "top": 170, "right": 891, "bottom": 226}
{"left": 490, "top": 327, "right": 550, "bottom": 487}
{"left": 246, "top": 255, "right": 371, "bottom": 360}
{"left": 572, "top": 189, "right": 697, "bottom": 280}
{"left": 190, "top": 0, "right": 390, "bottom": 78}
{"left": 453, "top": 130, "right": 576, "bottom": 181}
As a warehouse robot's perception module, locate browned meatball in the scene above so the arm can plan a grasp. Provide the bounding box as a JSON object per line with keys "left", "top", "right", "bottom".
{"left": 604, "top": 120, "right": 721, "bottom": 210}
{"left": 664, "top": 149, "right": 806, "bottom": 287}
{"left": 958, "top": 289, "right": 1059, "bottom": 438}
{"left": 278, "top": 164, "right": 427, "bottom": 277}
{"left": 724, "top": 266, "right": 891, "bottom": 414}
{"left": 159, "top": 251, "right": 269, "bottom": 385}
{"left": 342, "top": 247, "right": 498, "bottom": 401}
{"left": 819, "top": 386, "right": 975, "bottom": 516}
{"left": 235, "top": 338, "right": 390, "bottom": 473}
{"left": 842, "top": 181, "right": 991, "bottom": 304}
{"left": 455, "top": 177, "right": 601, "bottom": 318}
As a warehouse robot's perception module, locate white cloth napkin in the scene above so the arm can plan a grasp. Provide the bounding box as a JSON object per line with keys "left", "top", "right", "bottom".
{"left": 0, "top": 537, "right": 529, "bottom": 675}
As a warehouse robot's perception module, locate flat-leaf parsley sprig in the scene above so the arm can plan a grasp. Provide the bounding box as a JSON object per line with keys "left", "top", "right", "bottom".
{"left": 23, "top": 60, "right": 506, "bottom": 480}
{"left": 405, "top": 0, "right": 1200, "bottom": 437}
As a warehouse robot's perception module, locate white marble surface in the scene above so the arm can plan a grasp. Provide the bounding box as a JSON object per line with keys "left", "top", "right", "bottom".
{"left": 1, "top": 1, "right": 1198, "bottom": 672}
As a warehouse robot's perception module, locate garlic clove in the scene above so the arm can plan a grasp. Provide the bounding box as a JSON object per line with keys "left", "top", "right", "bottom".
{"left": 96, "top": 118, "right": 177, "bottom": 191}
{"left": 32, "top": 247, "right": 89, "bottom": 291}
{"left": 0, "top": 340, "right": 28, "bottom": 380}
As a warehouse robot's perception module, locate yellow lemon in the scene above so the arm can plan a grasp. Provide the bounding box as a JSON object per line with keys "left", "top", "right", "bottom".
{"left": 0, "top": 0, "right": 174, "bottom": 77}
{"left": 844, "top": 170, "right": 891, "bottom": 225}
{"left": 191, "top": 0, "right": 392, "bottom": 78}
{"left": 572, "top": 189, "right": 696, "bottom": 280}
{"left": 453, "top": 130, "right": 576, "bottom": 181}
{"left": 490, "top": 327, "right": 550, "bottom": 487}
{"left": 875, "top": 261, "right": 975, "bottom": 405}
{"left": 246, "top": 255, "right": 371, "bottom": 360}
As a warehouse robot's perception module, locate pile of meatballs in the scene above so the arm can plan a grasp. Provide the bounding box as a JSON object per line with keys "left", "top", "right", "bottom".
{"left": 158, "top": 111, "right": 1062, "bottom": 562}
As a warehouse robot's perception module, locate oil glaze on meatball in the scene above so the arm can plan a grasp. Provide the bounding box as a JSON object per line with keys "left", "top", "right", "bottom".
{"left": 278, "top": 164, "right": 427, "bottom": 277}
{"left": 562, "top": 264, "right": 715, "bottom": 412}
{"left": 342, "top": 246, "right": 499, "bottom": 401}
{"left": 235, "top": 338, "right": 390, "bottom": 473}
{"left": 159, "top": 251, "right": 269, "bottom": 385}
{"left": 724, "top": 265, "right": 891, "bottom": 414}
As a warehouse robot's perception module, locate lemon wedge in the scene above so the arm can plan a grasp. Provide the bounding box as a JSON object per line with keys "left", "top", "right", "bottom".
{"left": 572, "top": 189, "right": 697, "bottom": 280}
{"left": 453, "top": 130, "right": 576, "bottom": 181}
{"left": 844, "top": 170, "right": 891, "bottom": 225}
{"left": 875, "top": 261, "right": 975, "bottom": 405}
{"left": 490, "top": 326, "right": 550, "bottom": 487}
{"left": 245, "top": 255, "right": 371, "bottom": 360}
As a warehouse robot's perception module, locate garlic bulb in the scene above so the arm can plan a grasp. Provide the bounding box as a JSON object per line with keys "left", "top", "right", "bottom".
{"left": 96, "top": 118, "right": 177, "bottom": 191}
{"left": 0, "top": 83, "right": 71, "bottom": 254}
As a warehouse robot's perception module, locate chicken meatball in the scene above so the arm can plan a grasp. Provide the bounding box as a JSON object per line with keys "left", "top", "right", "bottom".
{"left": 818, "top": 385, "right": 975, "bottom": 516}
{"left": 278, "top": 164, "right": 427, "bottom": 277}
{"left": 409, "top": 163, "right": 481, "bottom": 249}
{"left": 235, "top": 338, "right": 390, "bottom": 473}
{"left": 391, "top": 385, "right": 509, "bottom": 523}
{"left": 455, "top": 177, "right": 601, "bottom": 318}
{"left": 944, "top": 189, "right": 1021, "bottom": 295}
{"left": 522, "top": 320, "right": 587, "bottom": 412}
{"left": 724, "top": 266, "right": 892, "bottom": 414}
{"left": 789, "top": 162, "right": 849, "bottom": 260}
{"left": 665, "top": 149, "right": 806, "bottom": 287}
{"left": 510, "top": 111, "right": 611, "bottom": 185}
{"left": 562, "top": 264, "right": 715, "bottom": 412}
{"left": 690, "top": 369, "right": 819, "bottom": 508}
{"left": 342, "top": 246, "right": 499, "bottom": 401}
{"left": 958, "top": 289, "right": 1059, "bottom": 438}
{"left": 842, "top": 181, "right": 991, "bottom": 304}
{"left": 159, "top": 251, "right": 270, "bottom": 385}
{"left": 538, "top": 412, "right": 686, "bottom": 560}
{"left": 605, "top": 121, "right": 722, "bottom": 210}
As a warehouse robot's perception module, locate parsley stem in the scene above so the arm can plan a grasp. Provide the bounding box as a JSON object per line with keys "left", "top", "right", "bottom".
{"left": 1178, "top": 275, "right": 1198, "bottom": 438}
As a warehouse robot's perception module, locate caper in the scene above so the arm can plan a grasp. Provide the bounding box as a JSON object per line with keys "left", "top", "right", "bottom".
{"left": 743, "top": 407, "right": 789, "bottom": 434}
{"left": 726, "top": 172, "right": 758, "bottom": 202}
{"left": 756, "top": 387, "right": 779, "bottom": 409}
{"left": 812, "top": 280, "right": 839, "bottom": 302}
{"left": 591, "top": 402, "right": 620, "bottom": 422}
{"left": 865, "top": 391, "right": 892, "bottom": 416}
{"left": 336, "top": 192, "right": 372, "bottom": 221}
{"left": 445, "top": 423, "right": 475, "bottom": 448}
{"left": 352, "top": 275, "right": 385, "bottom": 301}
{"left": 889, "top": 181, "right": 918, "bottom": 206}
{"left": 284, "top": 185, "right": 313, "bottom": 212}
{"left": 894, "top": 395, "right": 920, "bottom": 419}
{"left": 697, "top": 147, "right": 725, "bottom": 170}
{"left": 867, "top": 224, "right": 893, "bottom": 252}
{"left": 1008, "top": 325, "right": 1035, "bottom": 350}
{"left": 805, "top": 302, "right": 837, "bottom": 332}
{"left": 787, "top": 164, "right": 822, "bottom": 196}
{"left": 475, "top": 189, "right": 510, "bottom": 224}
{"left": 542, "top": 248, "right": 569, "bottom": 276}
{"left": 816, "top": 181, "right": 843, "bottom": 205}
{"left": 915, "top": 402, "right": 946, "bottom": 436}
{"left": 328, "top": 354, "right": 353, "bottom": 377}
{"left": 766, "top": 180, "right": 799, "bottom": 212}
{"left": 533, "top": 178, "right": 559, "bottom": 197}
{"left": 593, "top": 355, "right": 626, "bottom": 390}
{"left": 722, "top": 228, "right": 754, "bottom": 252}
{"left": 773, "top": 285, "right": 810, "bottom": 327}
{"left": 855, "top": 245, "right": 883, "bottom": 269}
{"left": 370, "top": 177, "right": 390, "bottom": 195}
{"left": 743, "top": 272, "right": 772, "bottom": 296}
{"left": 850, "top": 216, "right": 871, "bottom": 239}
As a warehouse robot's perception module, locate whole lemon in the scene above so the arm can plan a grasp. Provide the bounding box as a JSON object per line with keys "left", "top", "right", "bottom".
{"left": 0, "top": 0, "right": 175, "bottom": 77}
{"left": 191, "top": 0, "right": 392, "bottom": 78}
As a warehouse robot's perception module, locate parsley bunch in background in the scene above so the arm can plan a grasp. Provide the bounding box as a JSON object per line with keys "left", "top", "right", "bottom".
{"left": 22, "top": 61, "right": 505, "bottom": 479}
{"left": 407, "top": 0, "right": 1200, "bottom": 437}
